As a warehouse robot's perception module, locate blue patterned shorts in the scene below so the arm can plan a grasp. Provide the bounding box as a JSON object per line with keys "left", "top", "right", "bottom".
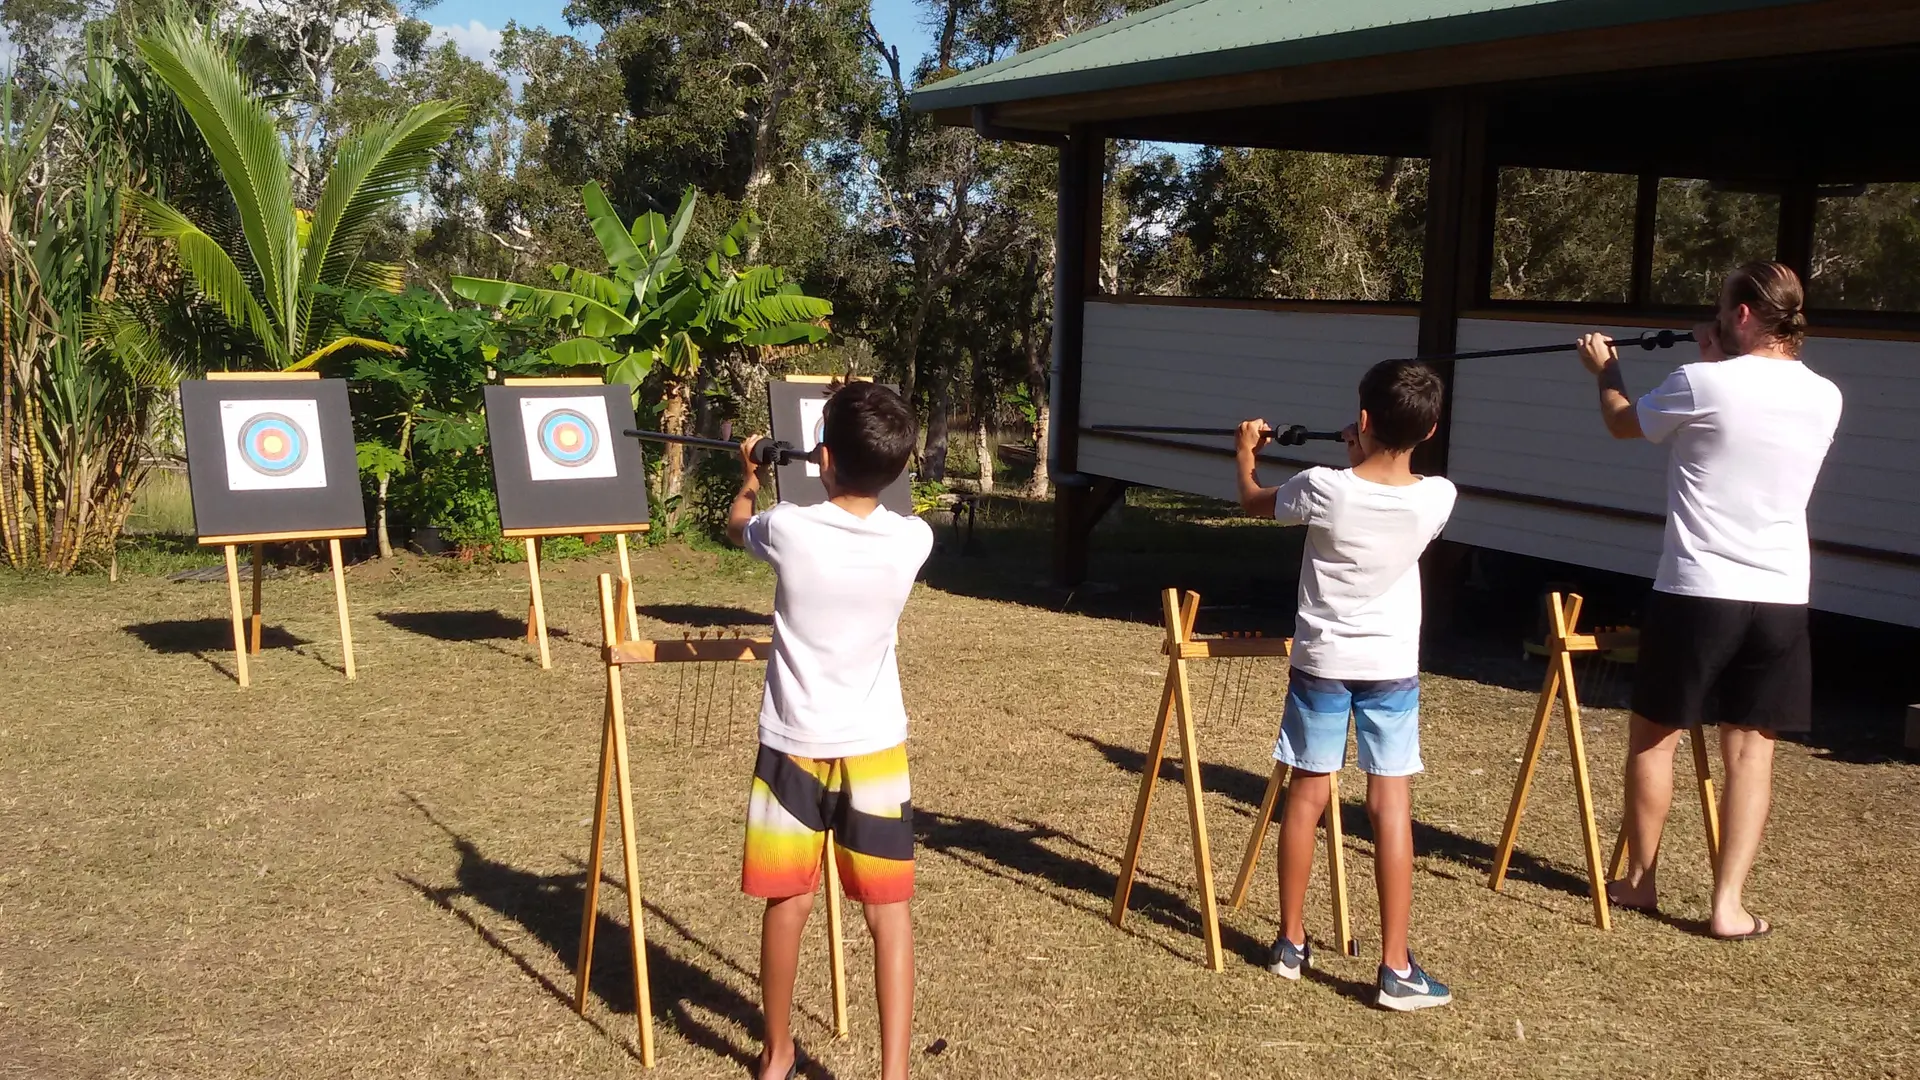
{"left": 1275, "top": 671, "right": 1423, "bottom": 777}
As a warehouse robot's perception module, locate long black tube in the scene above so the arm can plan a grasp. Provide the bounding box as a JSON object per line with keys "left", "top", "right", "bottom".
{"left": 1388, "top": 328, "right": 1694, "bottom": 365}
{"left": 623, "top": 428, "right": 810, "bottom": 467}
{"left": 1086, "top": 423, "right": 1344, "bottom": 444}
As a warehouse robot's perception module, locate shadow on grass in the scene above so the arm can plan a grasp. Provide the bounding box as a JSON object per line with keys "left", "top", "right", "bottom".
{"left": 636, "top": 604, "right": 771, "bottom": 628}
{"left": 1067, "top": 734, "right": 1597, "bottom": 902}
{"left": 398, "top": 795, "right": 838, "bottom": 1078}
{"left": 377, "top": 609, "right": 568, "bottom": 643}
{"left": 125, "top": 618, "right": 309, "bottom": 654}
{"left": 914, "top": 807, "right": 1271, "bottom": 969}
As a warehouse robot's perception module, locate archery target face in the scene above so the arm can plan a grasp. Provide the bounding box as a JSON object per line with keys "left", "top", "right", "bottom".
{"left": 220, "top": 399, "right": 328, "bottom": 491}
{"left": 799, "top": 397, "right": 827, "bottom": 478}
{"left": 520, "top": 395, "right": 618, "bottom": 482}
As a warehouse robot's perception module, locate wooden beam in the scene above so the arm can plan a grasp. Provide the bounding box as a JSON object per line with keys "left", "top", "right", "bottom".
{"left": 1165, "top": 638, "right": 1293, "bottom": 660}
{"left": 1630, "top": 173, "right": 1659, "bottom": 306}
{"left": 205, "top": 371, "right": 321, "bottom": 381}
{"left": 198, "top": 528, "right": 366, "bottom": 545}
{"left": 607, "top": 638, "right": 773, "bottom": 665}
{"left": 1413, "top": 90, "right": 1488, "bottom": 477}
{"left": 1777, "top": 179, "right": 1818, "bottom": 282}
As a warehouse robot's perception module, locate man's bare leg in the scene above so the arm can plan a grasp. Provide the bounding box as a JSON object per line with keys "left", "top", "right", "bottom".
{"left": 1276, "top": 770, "right": 1332, "bottom": 948}
{"left": 1710, "top": 723, "right": 1776, "bottom": 937}
{"left": 758, "top": 892, "right": 814, "bottom": 1080}
{"left": 1366, "top": 773, "right": 1413, "bottom": 972}
{"left": 1609, "top": 713, "right": 1682, "bottom": 910}
{"left": 863, "top": 900, "right": 914, "bottom": 1080}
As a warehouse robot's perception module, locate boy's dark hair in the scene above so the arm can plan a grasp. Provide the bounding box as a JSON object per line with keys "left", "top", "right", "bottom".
{"left": 1358, "top": 360, "right": 1444, "bottom": 451}
{"left": 822, "top": 381, "right": 915, "bottom": 496}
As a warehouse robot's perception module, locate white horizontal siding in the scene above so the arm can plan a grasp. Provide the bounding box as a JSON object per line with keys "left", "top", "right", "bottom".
{"left": 1077, "top": 302, "right": 1419, "bottom": 495}
{"left": 1449, "top": 320, "right": 1920, "bottom": 627}
{"left": 1447, "top": 494, "right": 1920, "bottom": 628}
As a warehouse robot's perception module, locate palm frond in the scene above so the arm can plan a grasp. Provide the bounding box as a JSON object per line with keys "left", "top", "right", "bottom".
{"left": 288, "top": 334, "right": 405, "bottom": 371}
{"left": 137, "top": 19, "right": 297, "bottom": 345}
{"left": 134, "top": 192, "right": 284, "bottom": 365}
{"left": 299, "top": 100, "right": 465, "bottom": 350}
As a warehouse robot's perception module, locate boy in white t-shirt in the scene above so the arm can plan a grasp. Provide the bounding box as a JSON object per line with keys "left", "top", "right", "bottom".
{"left": 1234, "top": 360, "right": 1457, "bottom": 1012}
{"left": 726, "top": 382, "right": 934, "bottom": 1080}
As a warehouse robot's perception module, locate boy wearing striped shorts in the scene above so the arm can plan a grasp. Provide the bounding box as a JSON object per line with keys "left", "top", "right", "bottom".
{"left": 727, "top": 383, "right": 933, "bottom": 1080}
{"left": 1234, "top": 360, "right": 1457, "bottom": 1011}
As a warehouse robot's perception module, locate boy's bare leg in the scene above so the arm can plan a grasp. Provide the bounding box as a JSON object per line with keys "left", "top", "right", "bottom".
{"left": 1610, "top": 714, "right": 1683, "bottom": 910}
{"left": 1366, "top": 773, "right": 1413, "bottom": 972}
{"left": 863, "top": 899, "right": 914, "bottom": 1080}
{"left": 1276, "top": 771, "right": 1332, "bottom": 947}
{"left": 1709, "top": 724, "right": 1776, "bottom": 937}
{"left": 759, "top": 892, "right": 815, "bottom": 1080}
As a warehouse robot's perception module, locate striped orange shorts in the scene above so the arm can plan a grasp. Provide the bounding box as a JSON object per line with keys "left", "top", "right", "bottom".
{"left": 741, "top": 743, "right": 914, "bottom": 905}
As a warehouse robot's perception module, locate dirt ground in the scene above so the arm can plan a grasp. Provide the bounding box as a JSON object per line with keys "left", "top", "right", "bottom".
{"left": 4, "top": 505, "right": 1918, "bottom": 1080}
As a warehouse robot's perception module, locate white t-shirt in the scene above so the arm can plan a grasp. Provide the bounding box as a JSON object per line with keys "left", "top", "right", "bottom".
{"left": 743, "top": 500, "right": 934, "bottom": 758}
{"left": 1636, "top": 354, "right": 1842, "bottom": 605}
{"left": 1271, "top": 468, "right": 1457, "bottom": 681}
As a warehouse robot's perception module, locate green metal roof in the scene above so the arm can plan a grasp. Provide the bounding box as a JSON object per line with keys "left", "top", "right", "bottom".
{"left": 910, "top": 0, "right": 1809, "bottom": 112}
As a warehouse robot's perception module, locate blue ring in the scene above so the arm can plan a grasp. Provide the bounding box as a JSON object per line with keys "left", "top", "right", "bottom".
{"left": 537, "top": 408, "right": 599, "bottom": 466}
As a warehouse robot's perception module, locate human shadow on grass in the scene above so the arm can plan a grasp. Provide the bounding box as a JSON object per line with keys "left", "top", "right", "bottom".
{"left": 1068, "top": 734, "right": 1596, "bottom": 902}
{"left": 399, "top": 795, "right": 837, "bottom": 1078}
{"left": 637, "top": 604, "right": 771, "bottom": 629}
{"left": 914, "top": 807, "right": 1272, "bottom": 969}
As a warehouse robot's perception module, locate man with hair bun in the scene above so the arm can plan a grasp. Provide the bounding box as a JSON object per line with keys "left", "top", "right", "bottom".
{"left": 1575, "top": 261, "right": 1842, "bottom": 940}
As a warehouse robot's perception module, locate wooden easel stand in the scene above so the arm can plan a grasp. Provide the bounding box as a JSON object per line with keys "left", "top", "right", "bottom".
{"left": 577, "top": 574, "right": 849, "bottom": 1063}
{"left": 1111, "top": 588, "right": 1315, "bottom": 970}
{"left": 511, "top": 527, "right": 647, "bottom": 670}
{"left": 1488, "top": 591, "right": 1721, "bottom": 929}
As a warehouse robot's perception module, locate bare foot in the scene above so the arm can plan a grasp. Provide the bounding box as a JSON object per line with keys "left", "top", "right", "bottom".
{"left": 757, "top": 1041, "right": 796, "bottom": 1080}
{"left": 1606, "top": 877, "right": 1658, "bottom": 913}
{"left": 1708, "top": 911, "right": 1771, "bottom": 940}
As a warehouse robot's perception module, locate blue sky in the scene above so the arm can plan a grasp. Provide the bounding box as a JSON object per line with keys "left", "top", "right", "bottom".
{"left": 405, "top": 0, "right": 938, "bottom": 72}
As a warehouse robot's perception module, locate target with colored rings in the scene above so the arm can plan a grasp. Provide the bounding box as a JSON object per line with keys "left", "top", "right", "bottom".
{"left": 537, "top": 408, "right": 600, "bottom": 467}
{"left": 236, "top": 412, "right": 310, "bottom": 476}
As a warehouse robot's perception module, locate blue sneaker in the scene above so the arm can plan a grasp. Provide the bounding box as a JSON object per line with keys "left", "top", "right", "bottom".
{"left": 1266, "top": 935, "right": 1310, "bottom": 980}
{"left": 1376, "top": 953, "right": 1451, "bottom": 1011}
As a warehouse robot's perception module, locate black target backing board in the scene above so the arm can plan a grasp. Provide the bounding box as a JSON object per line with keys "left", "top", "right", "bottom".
{"left": 766, "top": 378, "right": 913, "bottom": 516}
{"left": 483, "top": 381, "right": 650, "bottom": 536}
{"left": 180, "top": 377, "right": 367, "bottom": 543}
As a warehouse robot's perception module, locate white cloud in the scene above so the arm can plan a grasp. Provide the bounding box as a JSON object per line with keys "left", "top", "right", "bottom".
{"left": 372, "top": 18, "right": 505, "bottom": 72}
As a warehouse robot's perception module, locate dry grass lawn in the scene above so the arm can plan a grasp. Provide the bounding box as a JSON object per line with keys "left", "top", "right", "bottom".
{"left": 4, "top": 510, "right": 1918, "bottom": 1080}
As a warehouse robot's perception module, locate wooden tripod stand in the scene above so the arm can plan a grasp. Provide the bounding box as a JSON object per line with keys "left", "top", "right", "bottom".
{"left": 1111, "top": 588, "right": 1332, "bottom": 969}
{"left": 1487, "top": 592, "right": 1722, "bottom": 929}
{"left": 575, "top": 574, "right": 850, "bottom": 1066}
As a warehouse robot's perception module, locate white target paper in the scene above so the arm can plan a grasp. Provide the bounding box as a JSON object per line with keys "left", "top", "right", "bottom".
{"left": 220, "top": 398, "right": 329, "bottom": 491}
{"left": 520, "top": 395, "right": 618, "bottom": 482}
{"left": 798, "top": 396, "right": 827, "bottom": 477}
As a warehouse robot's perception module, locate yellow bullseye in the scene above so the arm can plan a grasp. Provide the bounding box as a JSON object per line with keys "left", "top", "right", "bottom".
{"left": 261, "top": 432, "right": 286, "bottom": 457}
{"left": 556, "top": 426, "right": 581, "bottom": 451}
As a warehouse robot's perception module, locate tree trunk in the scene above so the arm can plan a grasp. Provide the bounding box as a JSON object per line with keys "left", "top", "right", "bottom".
{"left": 974, "top": 412, "right": 994, "bottom": 493}
{"left": 922, "top": 377, "right": 951, "bottom": 481}
{"left": 375, "top": 472, "right": 393, "bottom": 559}
{"left": 1028, "top": 400, "right": 1050, "bottom": 498}
{"left": 661, "top": 381, "right": 691, "bottom": 526}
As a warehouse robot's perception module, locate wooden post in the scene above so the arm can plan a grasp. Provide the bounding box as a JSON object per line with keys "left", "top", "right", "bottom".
{"left": 328, "top": 538, "right": 356, "bottom": 680}
{"left": 1488, "top": 594, "right": 1582, "bottom": 892}
{"left": 1550, "top": 597, "right": 1610, "bottom": 931}
{"left": 1049, "top": 125, "right": 1103, "bottom": 586}
{"left": 575, "top": 693, "right": 616, "bottom": 1012}
{"left": 525, "top": 537, "right": 551, "bottom": 670}
{"left": 1324, "top": 771, "right": 1355, "bottom": 957}
{"left": 823, "top": 831, "right": 850, "bottom": 1039}
{"left": 616, "top": 532, "right": 640, "bottom": 643}
{"left": 223, "top": 544, "right": 250, "bottom": 689}
{"left": 1112, "top": 589, "right": 1199, "bottom": 927}
{"left": 581, "top": 575, "right": 654, "bottom": 1065}
{"left": 249, "top": 542, "right": 264, "bottom": 654}
{"left": 1228, "top": 763, "right": 1288, "bottom": 910}
{"left": 1171, "top": 600, "right": 1225, "bottom": 972}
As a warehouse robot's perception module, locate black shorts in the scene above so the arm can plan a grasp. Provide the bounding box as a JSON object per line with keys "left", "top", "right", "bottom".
{"left": 1630, "top": 591, "right": 1811, "bottom": 733}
